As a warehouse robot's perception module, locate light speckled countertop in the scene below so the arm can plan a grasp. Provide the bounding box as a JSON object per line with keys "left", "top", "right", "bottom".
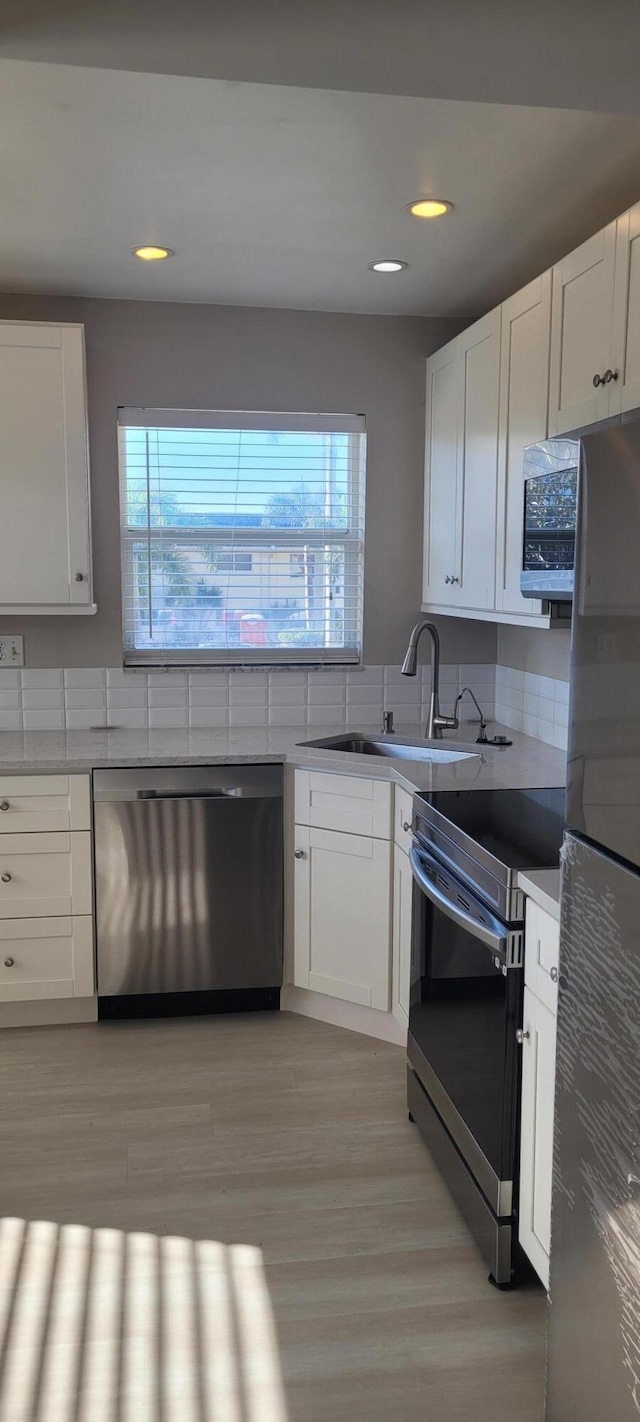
{"left": 0, "top": 721, "right": 566, "bottom": 795}
{"left": 517, "top": 868, "right": 562, "bottom": 919}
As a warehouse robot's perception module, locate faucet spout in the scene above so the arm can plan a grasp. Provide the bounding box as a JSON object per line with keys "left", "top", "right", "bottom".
{"left": 400, "top": 619, "right": 458, "bottom": 740}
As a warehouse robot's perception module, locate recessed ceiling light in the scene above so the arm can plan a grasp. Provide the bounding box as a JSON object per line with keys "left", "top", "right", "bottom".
{"left": 132, "top": 245, "right": 175, "bottom": 261}
{"left": 407, "top": 199, "right": 453, "bottom": 219}
{"left": 368, "top": 259, "right": 408, "bottom": 273}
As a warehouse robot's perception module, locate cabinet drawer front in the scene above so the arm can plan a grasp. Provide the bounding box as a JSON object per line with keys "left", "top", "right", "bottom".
{"left": 0, "top": 832, "right": 91, "bottom": 919}
{"left": 0, "top": 916, "right": 94, "bottom": 1000}
{"left": 0, "top": 775, "right": 90, "bottom": 832}
{"left": 518, "top": 986, "right": 556, "bottom": 1289}
{"left": 524, "top": 900, "right": 560, "bottom": 1011}
{"left": 394, "top": 785, "right": 414, "bottom": 850}
{"left": 295, "top": 769, "right": 391, "bottom": 838}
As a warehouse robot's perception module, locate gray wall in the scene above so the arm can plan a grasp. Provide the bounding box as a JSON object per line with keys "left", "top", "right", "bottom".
{"left": 0, "top": 292, "right": 496, "bottom": 669}
{"left": 497, "top": 624, "right": 571, "bottom": 681}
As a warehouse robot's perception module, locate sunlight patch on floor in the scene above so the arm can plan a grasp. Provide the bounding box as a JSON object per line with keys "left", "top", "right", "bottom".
{"left": 0, "top": 1217, "right": 289, "bottom": 1421}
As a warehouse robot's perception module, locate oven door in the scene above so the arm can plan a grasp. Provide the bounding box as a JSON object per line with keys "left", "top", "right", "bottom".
{"left": 407, "top": 843, "right": 522, "bottom": 1217}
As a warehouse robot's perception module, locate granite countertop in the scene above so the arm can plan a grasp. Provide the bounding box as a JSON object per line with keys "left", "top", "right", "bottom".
{"left": 0, "top": 721, "right": 567, "bottom": 794}
{"left": 517, "top": 868, "right": 562, "bottom": 920}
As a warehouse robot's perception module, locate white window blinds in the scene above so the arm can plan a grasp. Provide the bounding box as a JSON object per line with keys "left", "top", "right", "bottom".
{"left": 118, "top": 409, "right": 366, "bottom": 666}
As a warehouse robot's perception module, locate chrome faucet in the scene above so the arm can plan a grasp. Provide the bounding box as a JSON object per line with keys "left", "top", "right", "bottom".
{"left": 401, "top": 620, "right": 458, "bottom": 739}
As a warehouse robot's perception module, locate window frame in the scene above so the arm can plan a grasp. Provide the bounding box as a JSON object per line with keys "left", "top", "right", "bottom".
{"left": 117, "top": 408, "right": 366, "bottom": 668}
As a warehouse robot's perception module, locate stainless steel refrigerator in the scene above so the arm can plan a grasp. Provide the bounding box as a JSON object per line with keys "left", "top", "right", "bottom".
{"left": 547, "top": 418, "right": 640, "bottom": 1419}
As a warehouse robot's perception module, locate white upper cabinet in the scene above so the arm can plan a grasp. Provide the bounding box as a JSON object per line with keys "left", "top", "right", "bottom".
{"left": 495, "top": 273, "right": 552, "bottom": 621}
{"left": 456, "top": 309, "right": 501, "bottom": 610}
{"left": 422, "top": 338, "right": 460, "bottom": 606}
{"left": 548, "top": 222, "right": 618, "bottom": 436}
{"left": 611, "top": 201, "right": 640, "bottom": 415}
{"left": 422, "top": 310, "right": 500, "bottom": 614}
{"left": 0, "top": 322, "right": 95, "bottom": 614}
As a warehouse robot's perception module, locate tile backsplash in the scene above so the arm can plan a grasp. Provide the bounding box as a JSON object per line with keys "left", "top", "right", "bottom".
{"left": 495, "top": 665, "right": 569, "bottom": 750}
{"left": 0, "top": 664, "right": 496, "bottom": 734}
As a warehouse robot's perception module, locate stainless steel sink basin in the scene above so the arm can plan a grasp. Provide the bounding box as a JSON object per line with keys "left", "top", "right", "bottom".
{"left": 298, "top": 733, "right": 479, "bottom": 763}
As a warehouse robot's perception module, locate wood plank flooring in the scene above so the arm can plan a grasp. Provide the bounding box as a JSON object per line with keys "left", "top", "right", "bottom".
{"left": 0, "top": 1011, "right": 547, "bottom": 1420}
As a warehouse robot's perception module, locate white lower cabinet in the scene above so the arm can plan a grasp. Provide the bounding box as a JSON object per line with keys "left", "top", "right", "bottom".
{"left": 519, "top": 986, "right": 557, "bottom": 1289}
{"left": 0, "top": 916, "right": 94, "bottom": 1001}
{"left": 392, "top": 842, "right": 413, "bottom": 1029}
{"left": 293, "top": 824, "right": 391, "bottom": 1010}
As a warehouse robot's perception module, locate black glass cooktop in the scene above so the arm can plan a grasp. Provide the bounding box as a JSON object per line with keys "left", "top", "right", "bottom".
{"left": 416, "top": 786, "right": 565, "bottom": 872}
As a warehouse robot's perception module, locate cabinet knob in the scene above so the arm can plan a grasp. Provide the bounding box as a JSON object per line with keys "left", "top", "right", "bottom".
{"left": 74, "top": 572, "right": 85, "bottom": 582}
{"left": 3, "top": 958, "right": 14, "bottom": 969}
{"left": 550, "top": 965, "right": 558, "bottom": 982}
{"left": 402, "top": 821, "right": 412, "bottom": 833}
{"left": 516, "top": 1027, "right": 530, "bottom": 1045}
{"left": 450, "top": 575, "right": 459, "bottom": 585}
{"left": 0, "top": 802, "right": 9, "bottom": 813}
{"left": 1, "top": 873, "right": 11, "bottom": 884}
{"left": 294, "top": 849, "right": 305, "bottom": 859}
{"left": 444, "top": 575, "right": 451, "bottom": 584}
{"left": 593, "top": 372, "right": 604, "bottom": 387}
{"left": 604, "top": 368, "right": 619, "bottom": 383}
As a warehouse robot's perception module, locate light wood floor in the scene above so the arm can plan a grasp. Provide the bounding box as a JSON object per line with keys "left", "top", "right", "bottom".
{"left": 0, "top": 1011, "right": 547, "bottom": 1421}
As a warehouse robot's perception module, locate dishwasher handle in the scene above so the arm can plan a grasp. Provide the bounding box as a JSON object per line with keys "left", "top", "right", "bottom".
{"left": 136, "top": 788, "right": 244, "bottom": 800}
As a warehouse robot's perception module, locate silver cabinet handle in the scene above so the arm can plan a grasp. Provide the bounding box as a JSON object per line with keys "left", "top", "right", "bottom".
{"left": 604, "top": 368, "right": 619, "bottom": 383}
{"left": 1, "top": 873, "right": 11, "bottom": 884}
{"left": 444, "top": 575, "right": 451, "bottom": 584}
{"left": 0, "top": 802, "right": 9, "bottom": 813}
{"left": 450, "top": 575, "right": 459, "bottom": 585}
{"left": 294, "top": 849, "right": 305, "bottom": 859}
{"left": 402, "top": 821, "right": 411, "bottom": 833}
{"left": 593, "top": 372, "right": 604, "bottom": 387}
{"left": 3, "top": 958, "right": 14, "bottom": 968}
{"left": 74, "top": 572, "right": 85, "bottom": 582}
{"left": 550, "top": 965, "right": 558, "bottom": 983}
{"left": 516, "top": 1028, "right": 530, "bottom": 1045}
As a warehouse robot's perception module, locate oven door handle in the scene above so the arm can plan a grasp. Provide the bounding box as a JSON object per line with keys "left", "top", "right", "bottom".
{"left": 409, "top": 846, "right": 507, "bottom": 960}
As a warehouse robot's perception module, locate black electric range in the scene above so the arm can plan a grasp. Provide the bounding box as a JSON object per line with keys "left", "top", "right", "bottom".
{"left": 407, "top": 784, "right": 565, "bottom": 1287}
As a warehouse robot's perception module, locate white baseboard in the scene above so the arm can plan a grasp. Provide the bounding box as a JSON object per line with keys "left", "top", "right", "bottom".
{"left": 0, "top": 996, "right": 98, "bottom": 1030}
{"left": 281, "top": 984, "right": 406, "bottom": 1045}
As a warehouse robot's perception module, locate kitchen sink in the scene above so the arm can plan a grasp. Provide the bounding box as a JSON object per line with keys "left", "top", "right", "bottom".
{"left": 298, "top": 733, "right": 479, "bottom": 763}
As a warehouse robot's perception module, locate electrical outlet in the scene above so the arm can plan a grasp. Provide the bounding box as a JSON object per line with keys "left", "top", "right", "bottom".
{"left": 0, "top": 635, "right": 24, "bottom": 667}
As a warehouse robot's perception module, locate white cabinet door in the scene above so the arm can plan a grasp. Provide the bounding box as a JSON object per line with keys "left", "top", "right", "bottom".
{"left": 0, "top": 322, "right": 94, "bottom": 613}
{"left": 524, "top": 899, "right": 560, "bottom": 1014}
{"left": 422, "top": 338, "right": 460, "bottom": 605}
{"left": 455, "top": 308, "right": 501, "bottom": 611}
{"left": 496, "top": 273, "right": 552, "bottom": 619}
{"left": 293, "top": 824, "right": 391, "bottom": 1010}
{"left": 519, "top": 986, "right": 557, "bottom": 1289}
{"left": 392, "top": 841, "right": 413, "bottom": 1030}
{"left": 548, "top": 223, "right": 617, "bottom": 436}
{"left": 611, "top": 202, "right": 640, "bottom": 414}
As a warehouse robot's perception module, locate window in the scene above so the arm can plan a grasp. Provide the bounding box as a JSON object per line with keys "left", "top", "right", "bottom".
{"left": 118, "top": 409, "right": 366, "bottom": 666}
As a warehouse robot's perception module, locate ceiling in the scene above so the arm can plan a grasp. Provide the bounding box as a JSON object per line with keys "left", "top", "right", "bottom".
{"left": 3, "top": 0, "right": 640, "bottom": 117}
{"left": 2, "top": 58, "right": 640, "bottom": 317}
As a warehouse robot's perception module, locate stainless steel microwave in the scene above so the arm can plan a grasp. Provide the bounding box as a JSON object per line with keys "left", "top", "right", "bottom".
{"left": 521, "top": 438, "right": 579, "bottom": 602}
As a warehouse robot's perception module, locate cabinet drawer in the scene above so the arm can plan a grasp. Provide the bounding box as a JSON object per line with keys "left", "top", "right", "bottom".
{"left": 394, "top": 785, "right": 414, "bottom": 851}
{"left": 0, "top": 832, "right": 91, "bottom": 919}
{"left": 524, "top": 899, "right": 560, "bottom": 1012}
{"left": 294, "top": 770, "right": 391, "bottom": 838}
{"left": 0, "top": 775, "right": 90, "bottom": 833}
{"left": 0, "top": 916, "right": 94, "bottom": 1000}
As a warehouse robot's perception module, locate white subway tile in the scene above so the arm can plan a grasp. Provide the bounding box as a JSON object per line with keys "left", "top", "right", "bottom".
{"left": 106, "top": 668, "right": 146, "bottom": 688}
{"left": 307, "top": 705, "right": 346, "bottom": 727}
{"left": 439, "top": 665, "right": 460, "bottom": 685}
{"left": 148, "top": 707, "right": 189, "bottom": 729}
{"left": 522, "top": 713, "right": 538, "bottom": 737}
{"left": 0, "top": 670, "right": 20, "bottom": 689}
{"left": 495, "top": 703, "right": 509, "bottom": 723}
{"left": 22, "top": 689, "right": 64, "bottom": 710}
{"left": 65, "top": 688, "right": 106, "bottom": 711}
{"left": 523, "top": 671, "right": 539, "bottom": 694}
{"left": 148, "top": 687, "right": 188, "bottom": 709}
{"left": 554, "top": 700, "right": 569, "bottom": 728}
{"left": 346, "top": 685, "right": 382, "bottom": 707}
{"left": 268, "top": 671, "right": 307, "bottom": 688}
{"left": 523, "top": 691, "right": 538, "bottom": 716}
{"left": 506, "top": 688, "right": 524, "bottom": 712}
{"left": 538, "top": 696, "right": 554, "bottom": 724}
{"left": 107, "top": 686, "right": 148, "bottom": 710}
{"left": 229, "top": 672, "right": 268, "bottom": 691}
{"left": 65, "top": 709, "right": 107, "bottom": 729}
{"left": 308, "top": 684, "right": 346, "bottom": 706}
{"left": 228, "top": 683, "right": 268, "bottom": 707}
{"left": 268, "top": 705, "right": 308, "bottom": 727}
{"left": 554, "top": 679, "right": 570, "bottom": 705}
{"left": 0, "top": 690, "right": 20, "bottom": 710}
{"left": 64, "top": 668, "right": 106, "bottom": 689}
{"left": 189, "top": 707, "right": 229, "bottom": 728}
{"left": 268, "top": 683, "right": 306, "bottom": 707}
{"left": 349, "top": 704, "right": 384, "bottom": 726}
{"left": 227, "top": 706, "right": 268, "bottom": 727}
{"left": 550, "top": 723, "right": 568, "bottom": 749}
{"left": 504, "top": 708, "right": 523, "bottom": 732}
{"left": 537, "top": 675, "right": 556, "bottom": 702}
{"left": 22, "top": 710, "right": 65, "bottom": 731}
{"left": 459, "top": 664, "right": 494, "bottom": 687}
{"left": 189, "top": 671, "right": 229, "bottom": 688}
{"left": 148, "top": 672, "right": 187, "bottom": 689}
{"left": 189, "top": 686, "right": 228, "bottom": 708}
{"left": 0, "top": 710, "right": 21, "bottom": 730}
{"left": 107, "top": 708, "right": 148, "bottom": 729}
{"left": 536, "top": 717, "right": 555, "bottom": 746}
{"left": 507, "top": 667, "right": 525, "bottom": 691}
{"left": 347, "top": 666, "right": 384, "bottom": 688}
{"left": 21, "top": 669, "right": 63, "bottom": 690}
{"left": 384, "top": 681, "right": 420, "bottom": 704}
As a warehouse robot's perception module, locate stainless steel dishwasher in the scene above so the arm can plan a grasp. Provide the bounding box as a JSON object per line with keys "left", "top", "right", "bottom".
{"left": 93, "top": 764, "right": 283, "bottom": 1018}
